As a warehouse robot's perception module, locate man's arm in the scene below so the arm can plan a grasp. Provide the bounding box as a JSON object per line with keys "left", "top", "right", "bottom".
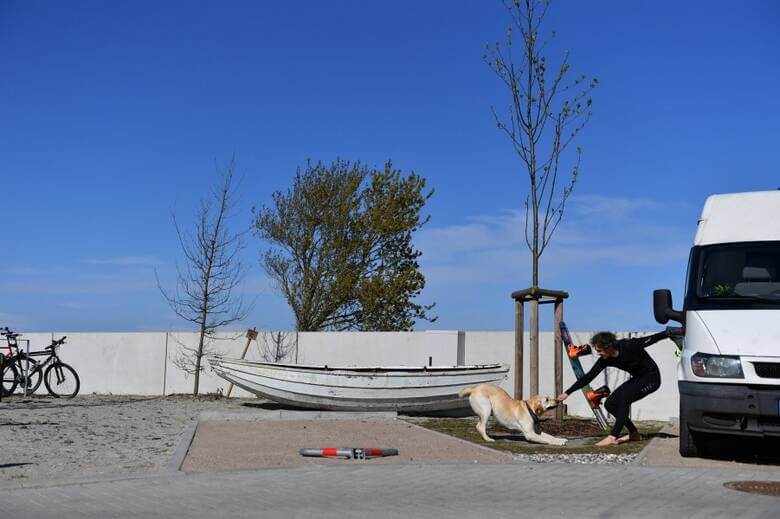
{"left": 635, "top": 330, "right": 672, "bottom": 349}
{"left": 563, "top": 358, "right": 606, "bottom": 396}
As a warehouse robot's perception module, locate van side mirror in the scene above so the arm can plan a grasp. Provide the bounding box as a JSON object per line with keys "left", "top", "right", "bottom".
{"left": 653, "top": 289, "right": 685, "bottom": 324}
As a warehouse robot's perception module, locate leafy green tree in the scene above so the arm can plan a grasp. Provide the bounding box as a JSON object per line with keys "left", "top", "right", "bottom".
{"left": 254, "top": 159, "right": 435, "bottom": 331}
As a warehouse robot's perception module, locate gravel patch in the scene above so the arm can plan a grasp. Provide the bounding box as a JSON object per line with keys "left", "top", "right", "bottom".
{"left": 512, "top": 453, "right": 637, "bottom": 464}
{"left": 0, "top": 394, "right": 254, "bottom": 482}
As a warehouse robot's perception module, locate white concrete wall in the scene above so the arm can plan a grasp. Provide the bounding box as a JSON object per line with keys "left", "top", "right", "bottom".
{"left": 5, "top": 330, "right": 680, "bottom": 421}
{"left": 296, "top": 331, "right": 461, "bottom": 367}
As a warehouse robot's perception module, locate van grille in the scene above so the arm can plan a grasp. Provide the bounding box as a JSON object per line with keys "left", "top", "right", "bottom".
{"left": 753, "top": 363, "right": 780, "bottom": 379}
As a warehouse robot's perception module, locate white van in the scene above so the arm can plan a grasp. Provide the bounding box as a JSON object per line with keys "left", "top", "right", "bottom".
{"left": 654, "top": 190, "right": 780, "bottom": 457}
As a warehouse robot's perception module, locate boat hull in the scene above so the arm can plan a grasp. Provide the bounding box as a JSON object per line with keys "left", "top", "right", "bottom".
{"left": 207, "top": 357, "right": 510, "bottom": 412}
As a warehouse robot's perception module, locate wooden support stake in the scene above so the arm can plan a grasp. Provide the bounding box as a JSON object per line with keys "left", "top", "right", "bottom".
{"left": 514, "top": 300, "right": 524, "bottom": 400}
{"left": 554, "top": 300, "right": 564, "bottom": 421}
{"left": 226, "top": 327, "right": 258, "bottom": 398}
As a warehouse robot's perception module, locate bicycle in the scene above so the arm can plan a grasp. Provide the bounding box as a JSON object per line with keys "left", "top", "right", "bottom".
{"left": 0, "top": 353, "right": 19, "bottom": 397}
{"left": 0, "top": 351, "right": 7, "bottom": 401}
{"left": 1, "top": 328, "right": 80, "bottom": 398}
{"left": 1, "top": 327, "right": 37, "bottom": 396}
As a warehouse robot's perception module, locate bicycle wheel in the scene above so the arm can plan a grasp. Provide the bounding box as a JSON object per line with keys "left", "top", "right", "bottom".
{"left": 16, "top": 356, "right": 43, "bottom": 395}
{"left": 1, "top": 360, "right": 18, "bottom": 396}
{"left": 43, "top": 362, "right": 80, "bottom": 398}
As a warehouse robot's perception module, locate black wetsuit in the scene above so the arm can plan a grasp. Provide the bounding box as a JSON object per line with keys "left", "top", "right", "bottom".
{"left": 565, "top": 330, "right": 670, "bottom": 438}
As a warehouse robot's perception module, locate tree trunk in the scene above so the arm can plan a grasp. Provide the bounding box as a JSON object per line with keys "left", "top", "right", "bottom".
{"left": 530, "top": 206, "right": 540, "bottom": 397}
{"left": 193, "top": 321, "right": 206, "bottom": 395}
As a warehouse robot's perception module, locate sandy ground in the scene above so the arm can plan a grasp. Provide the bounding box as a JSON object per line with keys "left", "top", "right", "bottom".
{"left": 0, "top": 394, "right": 254, "bottom": 482}
{"left": 181, "top": 418, "right": 512, "bottom": 472}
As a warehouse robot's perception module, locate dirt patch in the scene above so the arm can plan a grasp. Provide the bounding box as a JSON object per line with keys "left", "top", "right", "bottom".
{"left": 493, "top": 417, "right": 607, "bottom": 438}
{"left": 406, "top": 416, "right": 665, "bottom": 455}
{"left": 181, "top": 418, "right": 514, "bottom": 471}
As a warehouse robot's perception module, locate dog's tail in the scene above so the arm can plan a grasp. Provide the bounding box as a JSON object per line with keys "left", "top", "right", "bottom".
{"left": 458, "top": 386, "right": 475, "bottom": 398}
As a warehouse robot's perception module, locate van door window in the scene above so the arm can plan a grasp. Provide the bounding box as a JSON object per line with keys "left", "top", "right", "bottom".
{"left": 697, "top": 244, "right": 780, "bottom": 302}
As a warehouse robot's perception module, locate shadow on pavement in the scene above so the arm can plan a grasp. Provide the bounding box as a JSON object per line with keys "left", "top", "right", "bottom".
{"left": 700, "top": 436, "right": 780, "bottom": 465}
{"left": 0, "top": 463, "right": 35, "bottom": 469}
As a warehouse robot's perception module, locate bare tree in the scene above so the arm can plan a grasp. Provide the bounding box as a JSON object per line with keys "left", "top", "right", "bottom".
{"left": 158, "top": 159, "right": 249, "bottom": 395}
{"left": 258, "top": 330, "right": 296, "bottom": 363}
{"left": 485, "top": 0, "right": 597, "bottom": 393}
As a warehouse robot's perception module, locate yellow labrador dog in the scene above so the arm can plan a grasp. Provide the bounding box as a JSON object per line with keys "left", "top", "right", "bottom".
{"left": 459, "top": 383, "right": 567, "bottom": 446}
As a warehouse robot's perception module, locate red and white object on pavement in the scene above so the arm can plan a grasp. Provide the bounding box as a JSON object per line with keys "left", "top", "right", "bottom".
{"left": 299, "top": 448, "right": 399, "bottom": 460}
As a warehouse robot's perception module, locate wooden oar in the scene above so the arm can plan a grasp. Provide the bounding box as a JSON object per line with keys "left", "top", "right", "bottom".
{"left": 225, "top": 327, "right": 258, "bottom": 398}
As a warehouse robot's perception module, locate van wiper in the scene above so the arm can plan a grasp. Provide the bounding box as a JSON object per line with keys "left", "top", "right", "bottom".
{"left": 704, "top": 295, "right": 780, "bottom": 303}
{"left": 743, "top": 295, "right": 780, "bottom": 302}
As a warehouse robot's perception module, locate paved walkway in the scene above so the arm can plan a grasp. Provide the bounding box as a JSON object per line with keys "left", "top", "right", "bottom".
{"left": 634, "top": 421, "right": 780, "bottom": 470}
{"left": 181, "top": 417, "right": 512, "bottom": 471}
{"left": 640, "top": 436, "right": 780, "bottom": 471}
{"left": 1, "top": 463, "right": 778, "bottom": 518}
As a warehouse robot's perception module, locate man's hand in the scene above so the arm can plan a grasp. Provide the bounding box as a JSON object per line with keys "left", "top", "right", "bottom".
{"left": 556, "top": 392, "right": 568, "bottom": 402}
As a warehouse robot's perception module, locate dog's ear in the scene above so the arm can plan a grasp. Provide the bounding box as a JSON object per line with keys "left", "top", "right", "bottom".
{"left": 529, "top": 395, "right": 545, "bottom": 415}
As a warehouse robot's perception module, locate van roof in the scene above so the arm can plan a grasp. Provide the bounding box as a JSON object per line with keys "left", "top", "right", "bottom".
{"left": 695, "top": 190, "right": 780, "bottom": 246}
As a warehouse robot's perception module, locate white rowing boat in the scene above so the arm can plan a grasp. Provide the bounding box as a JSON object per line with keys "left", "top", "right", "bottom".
{"left": 207, "top": 356, "right": 509, "bottom": 412}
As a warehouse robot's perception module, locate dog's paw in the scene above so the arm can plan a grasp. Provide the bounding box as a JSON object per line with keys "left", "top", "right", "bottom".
{"left": 556, "top": 438, "right": 568, "bottom": 446}
{"left": 484, "top": 437, "right": 496, "bottom": 443}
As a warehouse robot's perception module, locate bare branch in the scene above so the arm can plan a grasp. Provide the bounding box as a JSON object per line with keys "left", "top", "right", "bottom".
{"left": 487, "top": 0, "right": 596, "bottom": 287}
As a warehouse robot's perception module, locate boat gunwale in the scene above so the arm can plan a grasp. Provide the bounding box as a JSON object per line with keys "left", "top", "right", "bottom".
{"left": 207, "top": 356, "right": 509, "bottom": 375}
{"left": 211, "top": 365, "right": 508, "bottom": 391}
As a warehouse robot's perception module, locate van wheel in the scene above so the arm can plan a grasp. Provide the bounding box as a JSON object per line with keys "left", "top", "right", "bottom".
{"left": 679, "top": 414, "right": 706, "bottom": 457}
{"left": 679, "top": 424, "right": 699, "bottom": 457}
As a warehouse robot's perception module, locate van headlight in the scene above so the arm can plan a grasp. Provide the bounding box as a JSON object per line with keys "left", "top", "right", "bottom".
{"left": 690, "top": 353, "right": 744, "bottom": 378}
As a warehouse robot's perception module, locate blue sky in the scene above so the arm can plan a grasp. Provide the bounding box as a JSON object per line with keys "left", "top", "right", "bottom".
{"left": 1, "top": 1, "right": 778, "bottom": 332}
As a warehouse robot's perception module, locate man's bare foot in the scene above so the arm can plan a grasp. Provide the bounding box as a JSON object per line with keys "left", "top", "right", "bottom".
{"left": 617, "top": 432, "right": 641, "bottom": 444}
{"left": 595, "top": 435, "right": 619, "bottom": 446}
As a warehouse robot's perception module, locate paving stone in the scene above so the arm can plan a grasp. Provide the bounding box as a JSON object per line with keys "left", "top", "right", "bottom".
{"left": 1, "top": 464, "right": 778, "bottom": 518}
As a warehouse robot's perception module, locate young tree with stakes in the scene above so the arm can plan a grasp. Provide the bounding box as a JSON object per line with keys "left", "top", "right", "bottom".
{"left": 158, "top": 160, "right": 248, "bottom": 395}
{"left": 485, "top": 0, "right": 597, "bottom": 396}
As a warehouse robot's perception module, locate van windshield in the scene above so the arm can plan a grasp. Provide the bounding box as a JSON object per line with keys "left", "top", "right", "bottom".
{"left": 689, "top": 242, "right": 780, "bottom": 308}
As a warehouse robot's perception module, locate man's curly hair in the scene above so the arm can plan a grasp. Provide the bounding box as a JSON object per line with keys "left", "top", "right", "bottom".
{"left": 591, "top": 331, "right": 617, "bottom": 350}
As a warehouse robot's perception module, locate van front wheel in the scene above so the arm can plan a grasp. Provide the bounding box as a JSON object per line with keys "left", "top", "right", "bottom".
{"left": 679, "top": 403, "right": 708, "bottom": 458}
{"left": 679, "top": 421, "right": 702, "bottom": 457}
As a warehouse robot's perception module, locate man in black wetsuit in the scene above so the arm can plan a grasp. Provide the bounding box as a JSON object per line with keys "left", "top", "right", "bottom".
{"left": 556, "top": 329, "right": 672, "bottom": 446}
